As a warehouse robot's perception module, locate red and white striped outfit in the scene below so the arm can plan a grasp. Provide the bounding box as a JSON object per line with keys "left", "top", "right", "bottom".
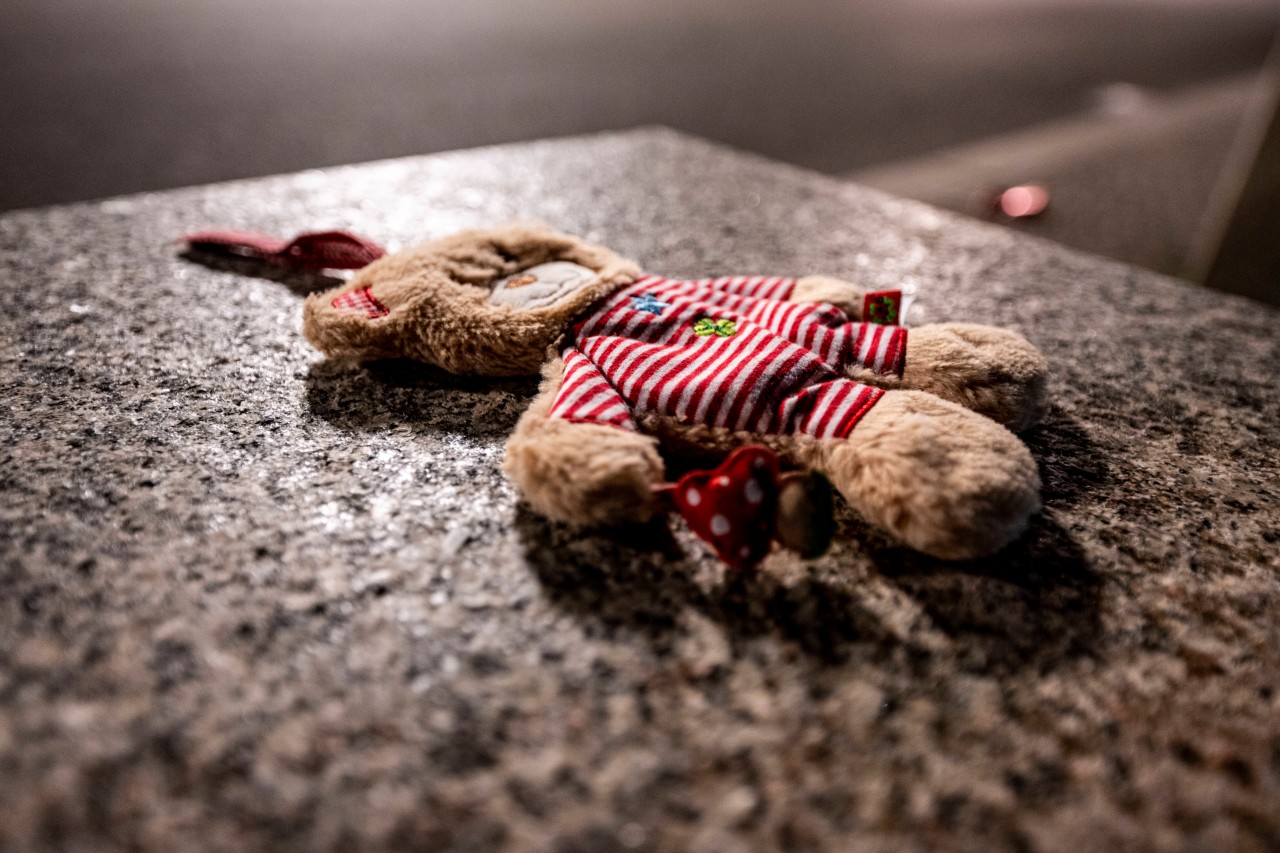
{"left": 548, "top": 275, "right": 907, "bottom": 439}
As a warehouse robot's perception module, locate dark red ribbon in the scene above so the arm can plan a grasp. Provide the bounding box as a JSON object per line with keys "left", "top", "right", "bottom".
{"left": 182, "top": 229, "right": 386, "bottom": 271}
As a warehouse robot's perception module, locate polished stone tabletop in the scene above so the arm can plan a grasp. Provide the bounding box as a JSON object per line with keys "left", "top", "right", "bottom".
{"left": 1, "top": 129, "right": 1277, "bottom": 851}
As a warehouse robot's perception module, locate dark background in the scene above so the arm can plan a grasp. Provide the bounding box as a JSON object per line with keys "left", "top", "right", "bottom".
{"left": 2, "top": 0, "right": 1277, "bottom": 212}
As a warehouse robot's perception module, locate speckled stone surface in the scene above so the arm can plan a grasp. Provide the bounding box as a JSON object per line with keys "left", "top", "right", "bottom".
{"left": 1, "top": 128, "right": 1278, "bottom": 852}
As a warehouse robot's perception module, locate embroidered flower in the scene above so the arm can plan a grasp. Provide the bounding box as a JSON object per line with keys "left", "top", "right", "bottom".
{"left": 693, "top": 317, "right": 737, "bottom": 337}
{"left": 630, "top": 293, "right": 670, "bottom": 315}
{"left": 865, "top": 294, "right": 899, "bottom": 325}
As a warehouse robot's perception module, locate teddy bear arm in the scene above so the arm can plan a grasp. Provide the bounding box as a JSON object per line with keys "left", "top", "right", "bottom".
{"left": 896, "top": 323, "right": 1050, "bottom": 432}
{"left": 792, "top": 275, "right": 1051, "bottom": 431}
{"left": 842, "top": 322, "right": 1050, "bottom": 432}
{"left": 502, "top": 357, "right": 665, "bottom": 528}
{"left": 790, "top": 275, "right": 868, "bottom": 318}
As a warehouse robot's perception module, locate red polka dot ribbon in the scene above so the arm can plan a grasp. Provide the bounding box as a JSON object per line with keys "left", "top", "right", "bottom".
{"left": 661, "top": 446, "right": 781, "bottom": 570}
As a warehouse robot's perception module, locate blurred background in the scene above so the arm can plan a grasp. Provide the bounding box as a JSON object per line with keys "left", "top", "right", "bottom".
{"left": 3, "top": 0, "right": 1278, "bottom": 294}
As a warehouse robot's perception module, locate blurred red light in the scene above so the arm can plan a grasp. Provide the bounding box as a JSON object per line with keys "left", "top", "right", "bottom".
{"left": 997, "top": 184, "right": 1049, "bottom": 218}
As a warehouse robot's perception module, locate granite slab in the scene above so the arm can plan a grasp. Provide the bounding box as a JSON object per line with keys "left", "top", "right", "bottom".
{"left": 1, "top": 128, "right": 1277, "bottom": 852}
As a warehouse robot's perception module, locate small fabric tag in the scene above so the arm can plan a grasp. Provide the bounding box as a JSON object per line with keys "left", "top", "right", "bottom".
{"left": 862, "top": 290, "right": 902, "bottom": 325}
{"left": 331, "top": 286, "right": 389, "bottom": 318}
{"left": 491, "top": 262, "right": 598, "bottom": 310}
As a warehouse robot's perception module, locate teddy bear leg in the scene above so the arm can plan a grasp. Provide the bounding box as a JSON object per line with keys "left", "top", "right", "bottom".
{"left": 503, "top": 362, "right": 666, "bottom": 528}
{"left": 815, "top": 390, "right": 1041, "bottom": 559}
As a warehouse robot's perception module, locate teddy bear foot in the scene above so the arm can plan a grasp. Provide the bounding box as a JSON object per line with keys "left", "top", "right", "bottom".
{"left": 504, "top": 406, "right": 667, "bottom": 528}
{"left": 820, "top": 390, "right": 1042, "bottom": 560}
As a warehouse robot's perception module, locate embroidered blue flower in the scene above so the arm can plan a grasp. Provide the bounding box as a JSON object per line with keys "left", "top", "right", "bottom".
{"left": 630, "top": 294, "right": 670, "bottom": 315}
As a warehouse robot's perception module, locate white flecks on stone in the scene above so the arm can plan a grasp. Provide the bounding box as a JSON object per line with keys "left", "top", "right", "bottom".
{"left": 618, "top": 823, "right": 647, "bottom": 849}
{"left": 441, "top": 525, "right": 472, "bottom": 556}
{"left": 3, "top": 127, "right": 1273, "bottom": 853}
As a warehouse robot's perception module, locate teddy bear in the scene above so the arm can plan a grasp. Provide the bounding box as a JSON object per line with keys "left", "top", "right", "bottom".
{"left": 290, "top": 223, "right": 1048, "bottom": 565}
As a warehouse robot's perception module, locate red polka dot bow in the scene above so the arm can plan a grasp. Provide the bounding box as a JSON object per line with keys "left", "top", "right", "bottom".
{"left": 668, "top": 446, "right": 780, "bottom": 569}
{"left": 657, "top": 446, "right": 836, "bottom": 570}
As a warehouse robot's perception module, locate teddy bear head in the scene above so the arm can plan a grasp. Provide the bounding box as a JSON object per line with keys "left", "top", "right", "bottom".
{"left": 303, "top": 224, "right": 639, "bottom": 375}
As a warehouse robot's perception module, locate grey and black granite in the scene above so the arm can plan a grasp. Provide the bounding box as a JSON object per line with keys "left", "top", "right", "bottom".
{"left": 1, "top": 129, "right": 1278, "bottom": 852}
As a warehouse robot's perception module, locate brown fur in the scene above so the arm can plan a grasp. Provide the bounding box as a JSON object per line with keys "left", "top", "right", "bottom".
{"left": 846, "top": 323, "right": 1050, "bottom": 432}
{"left": 302, "top": 225, "right": 1045, "bottom": 558}
{"left": 303, "top": 224, "right": 639, "bottom": 376}
{"left": 820, "top": 391, "right": 1042, "bottom": 560}
{"left": 633, "top": 413, "right": 817, "bottom": 469}
{"left": 792, "top": 275, "right": 866, "bottom": 317}
{"left": 791, "top": 276, "right": 1049, "bottom": 431}
{"left": 503, "top": 356, "right": 666, "bottom": 526}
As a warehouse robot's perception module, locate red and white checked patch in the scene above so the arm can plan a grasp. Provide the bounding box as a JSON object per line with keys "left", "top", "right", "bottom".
{"left": 331, "top": 286, "right": 389, "bottom": 318}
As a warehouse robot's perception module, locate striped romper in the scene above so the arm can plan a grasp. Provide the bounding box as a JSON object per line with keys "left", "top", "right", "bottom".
{"left": 548, "top": 275, "right": 906, "bottom": 440}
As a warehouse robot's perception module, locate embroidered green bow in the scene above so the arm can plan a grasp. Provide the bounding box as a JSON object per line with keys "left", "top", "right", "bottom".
{"left": 693, "top": 317, "right": 737, "bottom": 337}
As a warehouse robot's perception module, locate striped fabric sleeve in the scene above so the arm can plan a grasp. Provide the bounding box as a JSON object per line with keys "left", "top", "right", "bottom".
{"left": 848, "top": 323, "right": 907, "bottom": 377}
{"left": 547, "top": 347, "right": 637, "bottom": 431}
{"left": 777, "top": 379, "right": 884, "bottom": 440}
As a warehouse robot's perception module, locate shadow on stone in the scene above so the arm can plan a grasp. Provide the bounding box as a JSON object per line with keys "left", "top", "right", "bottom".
{"left": 307, "top": 360, "right": 1101, "bottom": 674}
{"left": 1021, "top": 406, "right": 1111, "bottom": 510}
{"left": 514, "top": 506, "right": 696, "bottom": 642}
{"left": 864, "top": 510, "right": 1103, "bottom": 674}
{"left": 516, "top": 506, "right": 893, "bottom": 663}
{"left": 180, "top": 248, "right": 345, "bottom": 296}
{"left": 304, "top": 357, "right": 539, "bottom": 438}
{"left": 710, "top": 567, "right": 896, "bottom": 663}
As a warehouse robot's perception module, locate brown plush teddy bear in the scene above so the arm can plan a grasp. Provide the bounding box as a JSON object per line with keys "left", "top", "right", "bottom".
{"left": 299, "top": 224, "right": 1048, "bottom": 563}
